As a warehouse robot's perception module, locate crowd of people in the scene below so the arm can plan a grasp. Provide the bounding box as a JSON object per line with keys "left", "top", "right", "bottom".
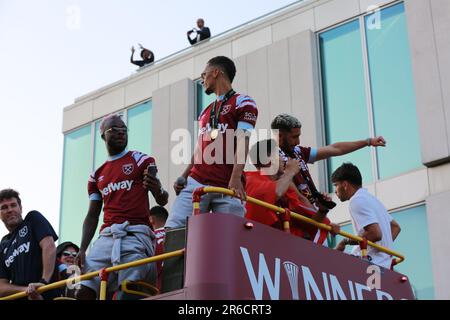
{"left": 0, "top": 55, "right": 401, "bottom": 300}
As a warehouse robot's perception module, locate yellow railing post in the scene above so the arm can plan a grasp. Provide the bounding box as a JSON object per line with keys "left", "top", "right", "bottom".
{"left": 99, "top": 268, "right": 109, "bottom": 301}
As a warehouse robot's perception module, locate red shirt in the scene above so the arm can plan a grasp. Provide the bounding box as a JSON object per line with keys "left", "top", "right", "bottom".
{"left": 245, "top": 171, "right": 328, "bottom": 240}
{"left": 190, "top": 93, "right": 258, "bottom": 187}
{"left": 154, "top": 227, "right": 165, "bottom": 290}
{"left": 88, "top": 150, "right": 156, "bottom": 230}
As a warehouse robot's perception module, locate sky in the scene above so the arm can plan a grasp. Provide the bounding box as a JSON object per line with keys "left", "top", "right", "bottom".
{"left": 0, "top": 0, "right": 299, "bottom": 238}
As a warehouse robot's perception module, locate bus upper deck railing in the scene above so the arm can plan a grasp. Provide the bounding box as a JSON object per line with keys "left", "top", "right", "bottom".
{"left": 1, "top": 185, "right": 404, "bottom": 300}
{"left": 0, "top": 249, "right": 185, "bottom": 301}
{"left": 192, "top": 187, "right": 405, "bottom": 266}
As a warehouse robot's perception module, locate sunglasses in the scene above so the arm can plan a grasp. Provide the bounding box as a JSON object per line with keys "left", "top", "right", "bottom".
{"left": 103, "top": 126, "right": 128, "bottom": 135}
{"left": 62, "top": 251, "right": 77, "bottom": 258}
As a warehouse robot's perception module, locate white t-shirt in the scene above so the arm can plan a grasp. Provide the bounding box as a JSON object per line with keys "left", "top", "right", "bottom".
{"left": 349, "top": 188, "right": 394, "bottom": 269}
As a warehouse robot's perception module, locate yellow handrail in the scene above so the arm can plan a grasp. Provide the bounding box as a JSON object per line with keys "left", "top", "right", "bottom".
{"left": 195, "top": 187, "right": 405, "bottom": 265}
{"left": 0, "top": 249, "right": 184, "bottom": 301}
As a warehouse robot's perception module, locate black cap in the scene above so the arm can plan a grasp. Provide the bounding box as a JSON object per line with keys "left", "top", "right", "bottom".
{"left": 56, "top": 241, "right": 80, "bottom": 257}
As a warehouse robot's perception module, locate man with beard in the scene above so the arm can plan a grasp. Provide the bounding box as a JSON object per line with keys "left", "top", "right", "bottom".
{"left": 271, "top": 114, "right": 386, "bottom": 211}
{"left": 75, "top": 114, "right": 168, "bottom": 299}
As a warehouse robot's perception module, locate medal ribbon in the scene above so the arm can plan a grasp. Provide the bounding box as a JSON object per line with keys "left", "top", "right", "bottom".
{"left": 209, "top": 89, "right": 236, "bottom": 130}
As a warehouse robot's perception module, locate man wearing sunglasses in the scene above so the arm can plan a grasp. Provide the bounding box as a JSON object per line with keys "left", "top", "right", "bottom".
{"left": 75, "top": 114, "right": 168, "bottom": 300}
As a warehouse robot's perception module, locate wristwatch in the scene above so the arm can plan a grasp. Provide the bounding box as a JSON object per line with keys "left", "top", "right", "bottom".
{"left": 366, "top": 138, "right": 371, "bottom": 147}
{"left": 39, "top": 278, "right": 49, "bottom": 285}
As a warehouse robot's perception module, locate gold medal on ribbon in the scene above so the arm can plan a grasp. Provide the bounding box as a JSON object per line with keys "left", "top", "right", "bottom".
{"left": 210, "top": 128, "right": 219, "bottom": 140}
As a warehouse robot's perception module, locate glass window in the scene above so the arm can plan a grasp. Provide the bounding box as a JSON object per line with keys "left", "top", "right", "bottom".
{"left": 196, "top": 80, "right": 216, "bottom": 118}
{"left": 390, "top": 205, "right": 434, "bottom": 299}
{"left": 320, "top": 3, "right": 422, "bottom": 188}
{"left": 59, "top": 125, "right": 92, "bottom": 244}
{"left": 319, "top": 20, "right": 373, "bottom": 187}
{"left": 365, "top": 3, "right": 422, "bottom": 179}
{"left": 127, "top": 101, "right": 152, "bottom": 155}
{"left": 194, "top": 81, "right": 216, "bottom": 146}
{"left": 335, "top": 205, "right": 434, "bottom": 300}
{"left": 94, "top": 120, "right": 108, "bottom": 168}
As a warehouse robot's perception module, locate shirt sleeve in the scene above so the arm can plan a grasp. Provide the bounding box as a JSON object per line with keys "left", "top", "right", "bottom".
{"left": 235, "top": 95, "right": 258, "bottom": 128}
{"left": 88, "top": 171, "right": 101, "bottom": 201}
{"left": 308, "top": 148, "right": 318, "bottom": 164}
{"left": 245, "top": 176, "right": 278, "bottom": 226}
{"left": 297, "top": 146, "right": 315, "bottom": 164}
{"left": 28, "top": 211, "right": 58, "bottom": 243}
{"left": 349, "top": 197, "right": 378, "bottom": 232}
{"left": 142, "top": 156, "right": 157, "bottom": 172}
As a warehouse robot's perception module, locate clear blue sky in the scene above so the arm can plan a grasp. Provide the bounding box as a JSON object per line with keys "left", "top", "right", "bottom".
{"left": 0, "top": 0, "right": 298, "bottom": 238}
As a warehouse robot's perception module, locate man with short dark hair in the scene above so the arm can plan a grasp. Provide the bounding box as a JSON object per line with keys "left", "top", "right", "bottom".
{"left": 75, "top": 113, "right": 168, "bottom": 299}
{"left": 271, "top": 113, "right": 387, "bottom": 209}
{"left": 0, "top": 189, "right": 59, "bottom": 299}
{"left": 166, "top": 56, "right": 258, "bottom": 229}
{"left": 187, "top": 18, "right": 211, "bottom": 45}
{"left": 332, "top": 163, "right": 401, "bottom": 268}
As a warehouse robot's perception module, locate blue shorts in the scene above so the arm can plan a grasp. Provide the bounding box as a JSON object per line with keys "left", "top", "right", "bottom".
{"left": 165, "top": 176, "right": 245, "bottom": 229}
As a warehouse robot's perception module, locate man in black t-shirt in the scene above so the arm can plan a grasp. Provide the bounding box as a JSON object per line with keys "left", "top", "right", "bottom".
{"left": 0, "top": 189, "right": 59, "bottom": 300}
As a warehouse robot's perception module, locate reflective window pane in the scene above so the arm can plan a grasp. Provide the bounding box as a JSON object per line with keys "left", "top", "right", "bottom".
{"left": 196, "top": 80, "right": 216, "bottom": 118}
{"left": 127, "top": 101, "right": 152, "bottom": 155}
{"left": 320, "top": 20, "right": 373, "bottom": 187}
{"left": 365, "top": 3, "right": 422, "bottom": 179}
{"left": 94, "top": 120, "right": 108, "bottom": 168}
{"left": 59, "top": 125, "right": 92, "bottom": 244}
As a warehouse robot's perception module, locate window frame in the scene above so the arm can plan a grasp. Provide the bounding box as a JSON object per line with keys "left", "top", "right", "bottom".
{"left": 316, "top": 0, "right": 417, "bottom": 191}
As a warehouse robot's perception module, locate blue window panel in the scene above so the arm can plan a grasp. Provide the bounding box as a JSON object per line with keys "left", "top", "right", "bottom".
{"left": 390, "top": 206, "right": 434, "bottom": 300}
{"left": 59, "top": 125, "right": 92, "bottom": 245}
{"left": 196, "top": 80, "right": 216, "bottom": 118}
{"left": 365, "top": 3, "right": 422, "bottom": 179}
{"left": 127, "top": 101, "right": 152, "bottom": 155}
{"left": 94, "top": 120, "right": 108, "bottom": 169}
{"left": 320, "top": 20, "right": 373, "bottom": 188}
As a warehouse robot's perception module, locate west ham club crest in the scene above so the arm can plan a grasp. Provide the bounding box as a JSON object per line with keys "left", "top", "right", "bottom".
{"left": 122, "top": 163, "right": 134, "bottom": 175}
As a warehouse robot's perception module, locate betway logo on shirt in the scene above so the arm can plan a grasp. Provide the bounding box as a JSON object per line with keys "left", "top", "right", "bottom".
{"left": 101, "top": 180, "right": 134, "bottom": 196}
{"left": 199, "top": 123, "right": 229, "bottom": 136}
{"left": 5, "top": 242, "right": 30, "bottom": 267}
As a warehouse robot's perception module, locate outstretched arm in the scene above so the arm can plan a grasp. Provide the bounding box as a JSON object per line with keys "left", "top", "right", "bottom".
{"left": 315, "top": 136, "right": 386, "bottom": 162}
